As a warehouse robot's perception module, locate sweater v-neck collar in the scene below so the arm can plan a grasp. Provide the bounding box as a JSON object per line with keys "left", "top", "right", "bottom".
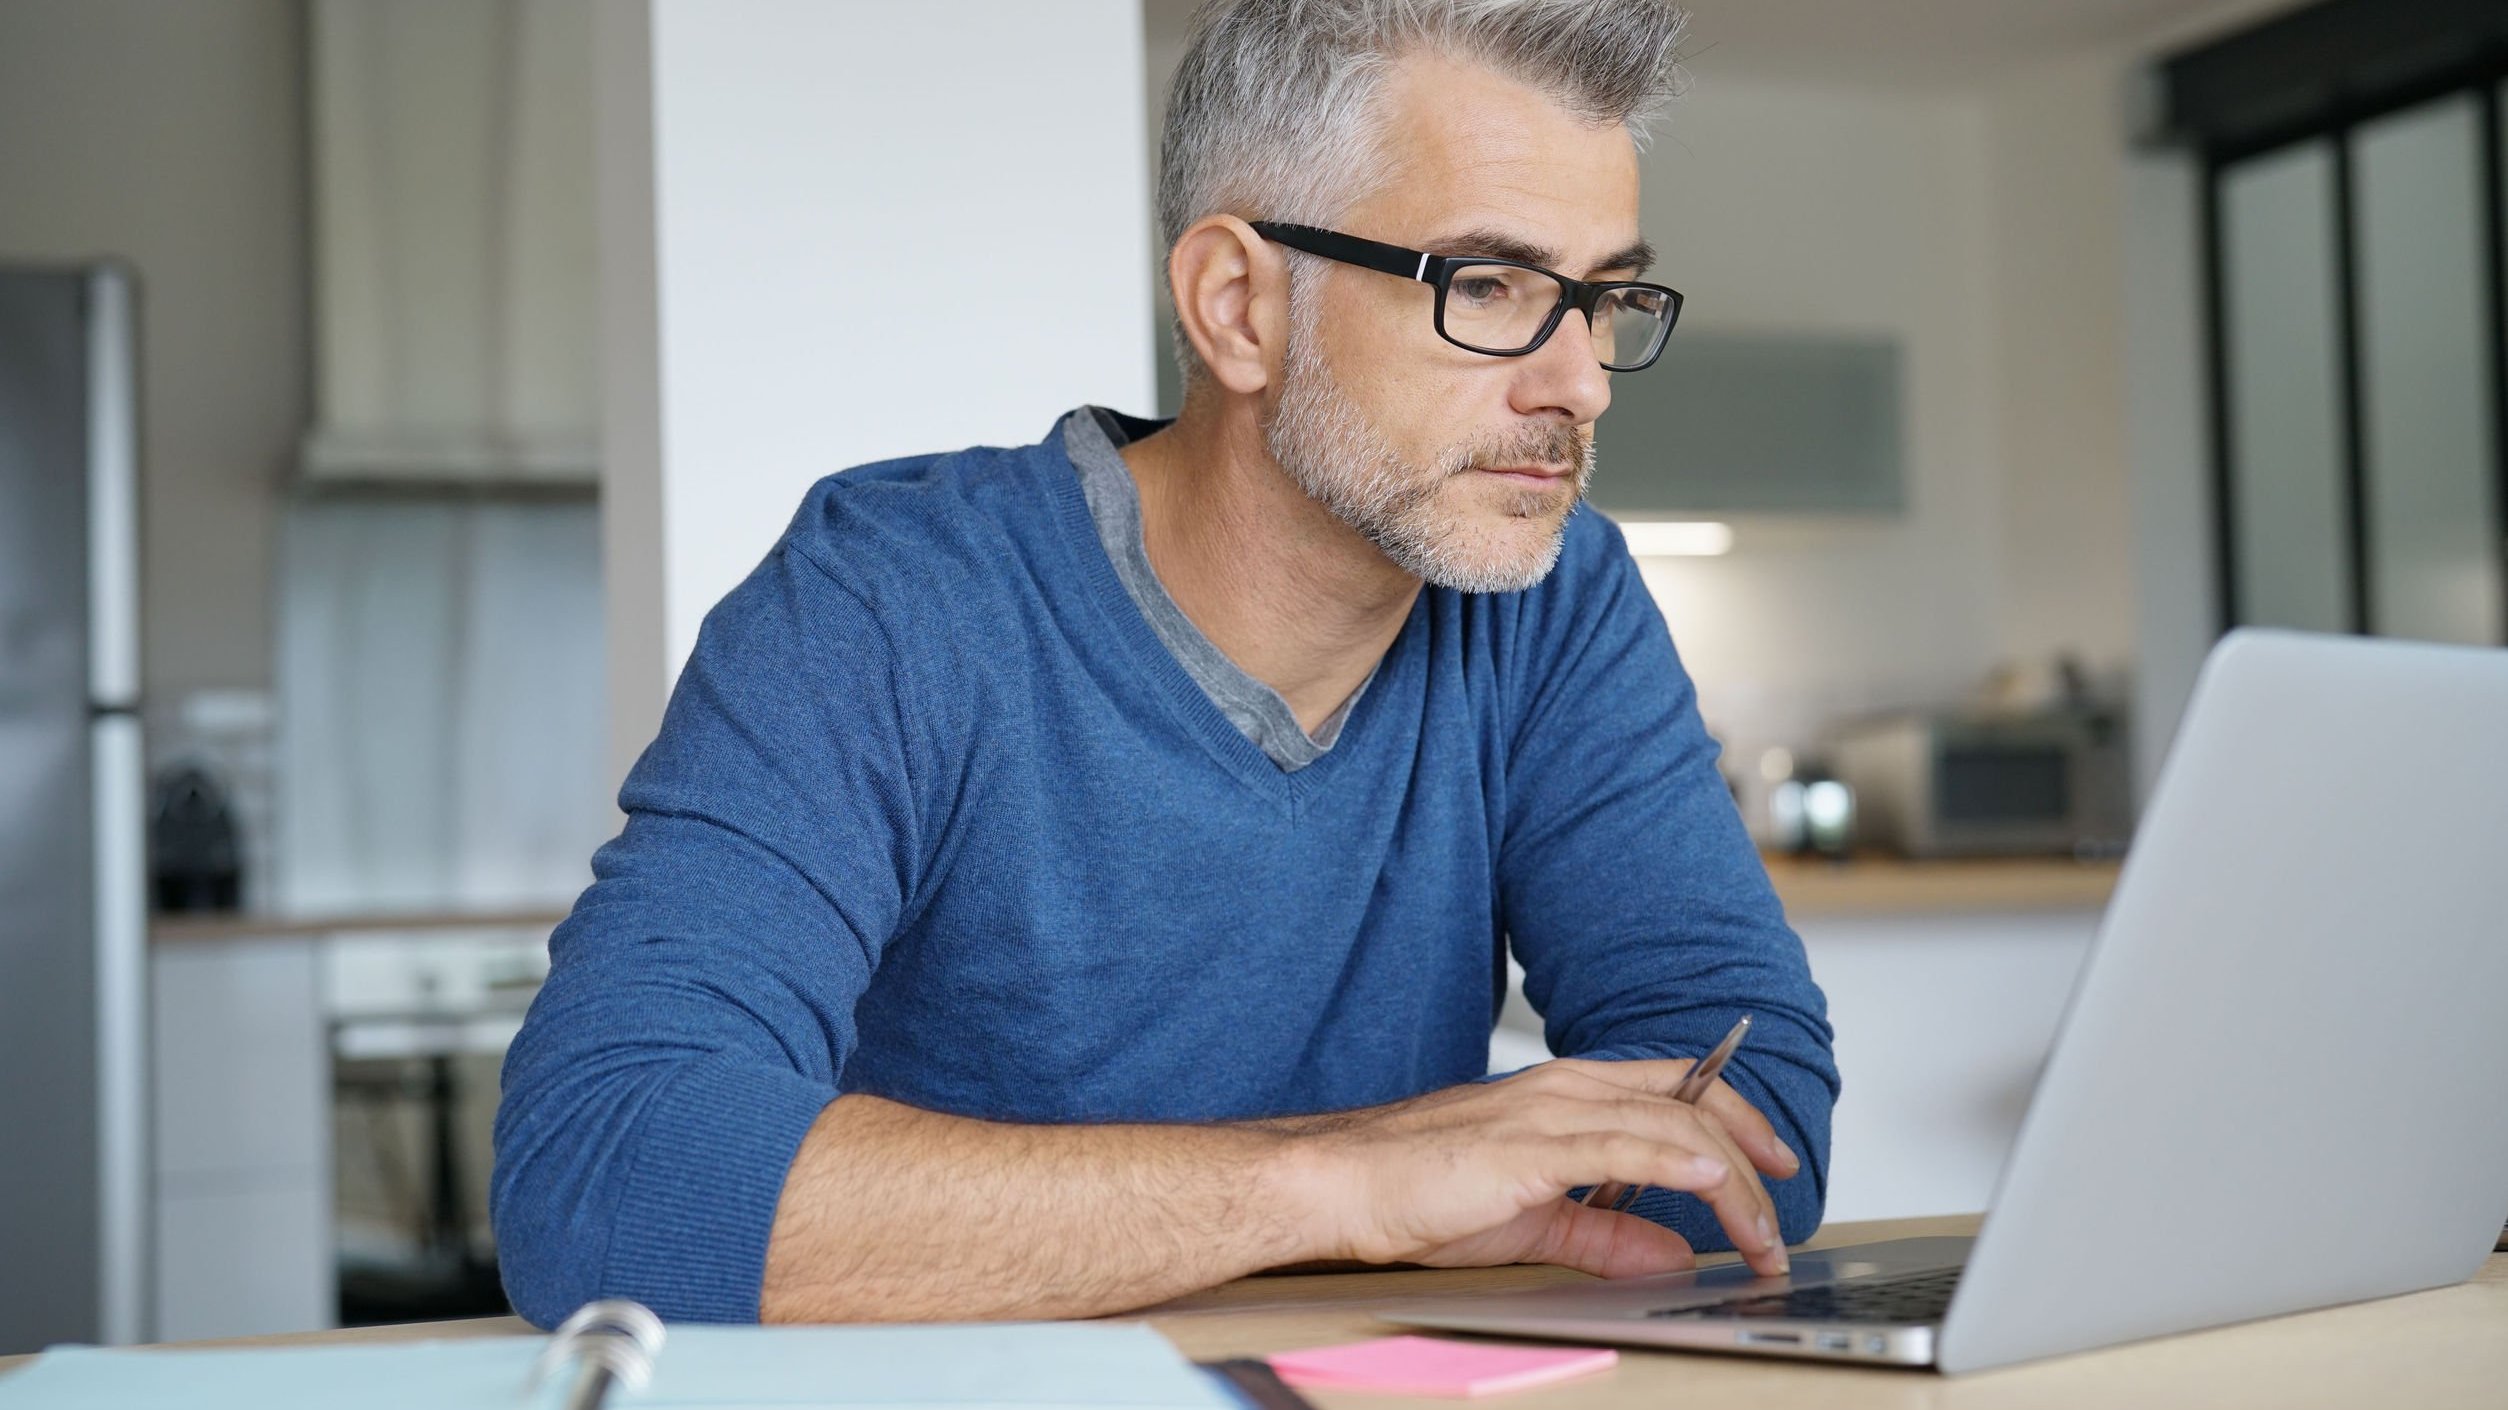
{"left": 1035, "top": 409, "right": 1419, "bottom": 801}
{"left": 1064, "top": 406, "right": 1379, "bottom": 773}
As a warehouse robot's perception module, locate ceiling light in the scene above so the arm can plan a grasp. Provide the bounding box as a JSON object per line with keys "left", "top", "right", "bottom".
{"left": 1618, "top": 520, "right": 1735, "bottom": 557}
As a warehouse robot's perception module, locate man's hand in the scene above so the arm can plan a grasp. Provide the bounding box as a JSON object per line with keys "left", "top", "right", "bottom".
{"left": 1286, "top": 1058, "right": 1802, "bottom": 1279}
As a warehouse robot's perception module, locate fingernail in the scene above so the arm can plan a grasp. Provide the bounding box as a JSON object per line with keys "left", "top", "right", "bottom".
{"left": 1778, "top": 1139, "right": 1801, "bottom": 1174}
{"left": 1758, "top": 1213, "right": 1777, "bottom": 1250}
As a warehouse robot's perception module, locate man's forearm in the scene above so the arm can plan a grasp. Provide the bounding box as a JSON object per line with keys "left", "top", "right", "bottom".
{"left": 760, "top": 1060, "right": 1798, "bottom": 1322}
{"left": 759, "top": 1094, "right": 1330, "bottom": 1322}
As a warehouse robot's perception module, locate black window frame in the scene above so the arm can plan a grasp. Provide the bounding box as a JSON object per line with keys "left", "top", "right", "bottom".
{"left": 2153, "top": 0, "right": 2508, "bottom": 643}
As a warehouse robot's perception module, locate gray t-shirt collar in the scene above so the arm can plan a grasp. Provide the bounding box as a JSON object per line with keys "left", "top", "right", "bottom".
{"left": 1063, "top": 406, "right": 1373, "bottom": 773}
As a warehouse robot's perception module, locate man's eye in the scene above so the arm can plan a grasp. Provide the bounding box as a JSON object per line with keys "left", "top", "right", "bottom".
{"left": 1452, "top": 277, "right": 1510, "bottom": 304}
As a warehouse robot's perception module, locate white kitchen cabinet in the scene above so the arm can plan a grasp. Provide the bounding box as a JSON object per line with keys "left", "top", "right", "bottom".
{"left": 150, "top": 938, "right": 335, "bottom": 1340}
{"left": 1799, "top": 910, "right": 2097, "bottom": 1223}
{"left": 154, "top": 1179, "right": 334, "bottom": 1343}
{"left": 302, "top": 0, "right": 597, "bottom": 484}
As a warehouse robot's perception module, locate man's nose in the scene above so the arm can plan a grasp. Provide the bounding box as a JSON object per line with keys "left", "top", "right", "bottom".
{"left": 1510, "top": 308, "right": 1614, "bottom": 428}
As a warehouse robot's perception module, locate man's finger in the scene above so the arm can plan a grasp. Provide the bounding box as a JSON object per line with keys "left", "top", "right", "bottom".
{"left": 1542, "top": 1056, "right": 1698, "bottom": 1097}
{"left": 1697, "top": 1080, "right": 1800, "bottom": 1180}
{"left": 1681, "top": 1103, "right": 1788, "bottom": 1276}
{"left": 1549, "top": 1058, "right": 1801, "bottom": 1182}
{"left": 1531, "top": 1200, "right": 1700, "bottom": 1280}
{"left": 1545, "top": 1121, "right": 1785, "bottom": 1276}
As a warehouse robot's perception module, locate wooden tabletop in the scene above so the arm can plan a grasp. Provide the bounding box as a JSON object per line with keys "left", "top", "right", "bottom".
{"left": 7, "top": 1214, "right": 2503, "bottom": 1406}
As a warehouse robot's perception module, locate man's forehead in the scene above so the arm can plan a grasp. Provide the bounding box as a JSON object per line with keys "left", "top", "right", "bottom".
{"left": 1365, "top": 53, "right": 1645, "bottom": 272}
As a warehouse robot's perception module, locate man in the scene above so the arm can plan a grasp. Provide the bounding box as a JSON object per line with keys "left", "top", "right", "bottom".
{"left": 493, "top": 0, "right": 1837, "bottom": 1328}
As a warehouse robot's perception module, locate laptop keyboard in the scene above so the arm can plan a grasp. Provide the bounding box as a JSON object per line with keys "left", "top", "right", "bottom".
{"left": 1646, "top": 1267, "right": 1964, "bottom": 1325}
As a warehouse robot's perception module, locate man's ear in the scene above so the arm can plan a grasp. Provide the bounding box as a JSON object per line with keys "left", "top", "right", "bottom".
{"left": 1167, "top": 215, "right": 1286, "bottom": 396}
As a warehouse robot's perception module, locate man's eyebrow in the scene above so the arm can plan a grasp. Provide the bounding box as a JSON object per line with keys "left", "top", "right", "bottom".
{"left": 1598, "top": 239, "right": 1657, "bottom": 278}
{"left": 1429, "top": 227, "right": 1561, "bottom": 269}
{"left": 1428, "top": 228, "right": 1656, "bottom": 278}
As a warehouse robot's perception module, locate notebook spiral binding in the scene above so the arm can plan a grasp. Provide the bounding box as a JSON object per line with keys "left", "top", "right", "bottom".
{"left": 527, "top": 1300, "right": 668, "bottom": 1410}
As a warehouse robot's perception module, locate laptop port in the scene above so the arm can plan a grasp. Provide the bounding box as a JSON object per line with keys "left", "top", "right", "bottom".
{"left": 1739, "top": 1331, "right": 1804, "bottom": 1347}
{"left": 1817, "top": 1334, "right": 1851, "bottom": 1351}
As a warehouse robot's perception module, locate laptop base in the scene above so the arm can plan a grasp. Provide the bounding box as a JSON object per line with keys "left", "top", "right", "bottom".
{"left": 1383, "top": 1236, "right": 1968, "bottom": 1368}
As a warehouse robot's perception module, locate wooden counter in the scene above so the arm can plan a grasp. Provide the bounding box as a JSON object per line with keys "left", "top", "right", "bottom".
{"left": 149, "top": 908, "right": 568, "bottom": 944}
{"left": 1764, "top": 854, "right": 2119, "bottom": 918}
{"left": 7, "top": 1214, "right": 2502, "bottom": 1407}
{"left": 144, "top": 859, "right": 2113, "bottom": 942}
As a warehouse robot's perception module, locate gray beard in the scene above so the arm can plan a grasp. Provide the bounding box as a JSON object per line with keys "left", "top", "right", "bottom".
{"left": 1262, "top": 303, "right": 1594, "bottom": 594}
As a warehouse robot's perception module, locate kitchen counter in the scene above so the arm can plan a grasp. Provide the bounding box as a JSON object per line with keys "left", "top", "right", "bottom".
{"left": 1763, "top": 853, "right": 2120, "bottom": 918}
{"left": 150, "top": 908, "right": 569, "bottom": 944}
{"left": 150, "top": 861, "right": 2119, "bottom": 940}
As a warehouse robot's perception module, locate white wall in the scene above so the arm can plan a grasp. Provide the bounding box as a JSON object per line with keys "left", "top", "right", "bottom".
{"left": 2123, "top": 150, "right": 2218, "bottom": 803}
{"left": 0, "top": 0, "right": 306, "bottom": 706}
{"left": 1979, "top": 52, "right": 2138, "bottom": 677}
{"left": 1625, "top": 56, "right": 2162, "bottom": 778}
{"left": 1627, "top": 74, "right": 2009, "bottom": 764}
{"left": 597, "top": 0, "right": 1158, "bottom": 788}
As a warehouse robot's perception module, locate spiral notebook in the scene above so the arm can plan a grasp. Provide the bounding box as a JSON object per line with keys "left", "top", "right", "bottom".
{"left": 0, "top": 1302, "right": 1240, "bottom": 1410}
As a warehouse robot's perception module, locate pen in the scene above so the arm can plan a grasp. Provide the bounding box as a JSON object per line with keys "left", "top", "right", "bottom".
{"left": 1579, "top": 1014, "right": 1752, "bottom": 1214}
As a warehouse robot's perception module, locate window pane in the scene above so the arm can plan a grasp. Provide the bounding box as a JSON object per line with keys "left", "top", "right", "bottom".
{"left": 2221, "top": 141, "right": 2353, "bottom": 632}
{"left": 2352, "top": 93, "right": 2504, "bottom": 646}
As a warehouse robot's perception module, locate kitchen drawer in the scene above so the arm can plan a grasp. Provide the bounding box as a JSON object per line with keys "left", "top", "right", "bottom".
{"left": 154, "top": 1175, "right": 334, "bottom": 1341}
{"left": 152, "top": 938, "right": 328, "bottom": 1178}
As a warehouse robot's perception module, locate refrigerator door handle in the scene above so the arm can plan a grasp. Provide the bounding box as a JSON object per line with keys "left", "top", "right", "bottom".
{"left": 86, "top": 265, "right": 150, "bottom": 1346}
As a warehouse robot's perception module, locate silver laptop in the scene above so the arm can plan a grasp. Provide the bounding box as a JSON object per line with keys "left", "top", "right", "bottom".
{"left": 1386, "top": 629, "right": 2508, "bottom": 1374}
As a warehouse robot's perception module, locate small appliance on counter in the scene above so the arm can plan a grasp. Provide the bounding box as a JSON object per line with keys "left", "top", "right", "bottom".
{"left": 149, "top": 762, "right": 243, "bottom": 912}
{"left": 1757, "top": 747, "right": 1857, "bottom": 860}
{"left": 1828, "top": 657, "right": 2132, "bottom": 859}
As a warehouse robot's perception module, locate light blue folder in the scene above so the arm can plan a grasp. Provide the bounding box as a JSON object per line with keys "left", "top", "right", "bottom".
{"left": 0, "top": 1322, "right": 1237, "bottom": 1410}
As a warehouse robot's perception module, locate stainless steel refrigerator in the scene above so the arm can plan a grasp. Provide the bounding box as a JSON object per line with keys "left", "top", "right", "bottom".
{"left": 0, "top": 264, "right": 149, "bottom": 1352}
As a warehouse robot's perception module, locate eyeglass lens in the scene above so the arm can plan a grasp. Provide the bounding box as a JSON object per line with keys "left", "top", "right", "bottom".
{"left": 1596, "top": 286, "right": 1674, "bottom": 370}
{"left": 1442, "top": 264, "right": 1672, "bottom": 369}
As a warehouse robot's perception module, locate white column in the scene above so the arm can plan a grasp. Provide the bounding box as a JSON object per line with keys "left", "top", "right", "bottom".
{"left": 2122, "top": 148, "right": 2216, "bottom": 808}
{"left": 595, "top": 0, "right": 1155, "bottom": 792}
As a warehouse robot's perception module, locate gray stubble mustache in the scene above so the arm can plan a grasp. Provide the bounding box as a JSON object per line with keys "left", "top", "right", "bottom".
{"left": 1448, "top": 424, "right": 1594, "bottom": 477}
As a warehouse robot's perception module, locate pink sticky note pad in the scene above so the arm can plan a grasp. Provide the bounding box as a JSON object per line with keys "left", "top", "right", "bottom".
{"left": 1267, "top": 1335, "right": 1618, "bottom": 1398}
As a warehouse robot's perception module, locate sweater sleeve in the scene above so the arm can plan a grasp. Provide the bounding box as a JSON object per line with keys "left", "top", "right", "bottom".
{"left": 490, "top": 538, "right": 925, "bottom": 1327}
{"left": 1496, "top": 517, "right": 1840, "bottom": 1247}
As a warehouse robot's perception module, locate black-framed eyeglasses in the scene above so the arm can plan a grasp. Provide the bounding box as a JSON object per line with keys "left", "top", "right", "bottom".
{"left": 1250, "top": 221, "right": 1684, "bottom": 372}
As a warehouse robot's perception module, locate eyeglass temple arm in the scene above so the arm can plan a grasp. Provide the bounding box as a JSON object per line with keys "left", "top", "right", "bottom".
{"left": 1248, "top": 222, "right": 1434, "bottom": 283}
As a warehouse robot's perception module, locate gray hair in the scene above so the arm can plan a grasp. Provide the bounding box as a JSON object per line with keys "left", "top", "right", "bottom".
{"left": 1156, "top": 0, "right": 1688, "bottom": 381}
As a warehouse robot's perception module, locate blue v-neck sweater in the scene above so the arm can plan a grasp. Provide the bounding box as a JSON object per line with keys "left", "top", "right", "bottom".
{"left": 491, "top": 413, "right": 1838, "bottom": 1328}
